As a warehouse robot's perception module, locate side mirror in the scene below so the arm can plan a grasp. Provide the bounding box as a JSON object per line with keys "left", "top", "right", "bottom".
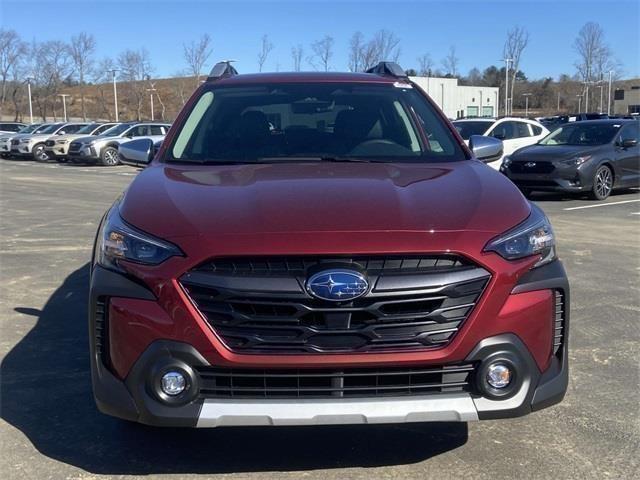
{"left": 469, "top": 135, "right": 504, "bottom": 163}
{"left": 118, "top": 138, "right": 154, "bottom": 167}
{"left": 622, "top": 138, "right": 638, "bottom": 148}
{"left": 57, "top": 131, "right": 66, "bottom": 135}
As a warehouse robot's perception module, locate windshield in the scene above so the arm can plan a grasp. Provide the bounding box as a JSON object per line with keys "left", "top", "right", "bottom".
{"left": 167, "top": 83, "right": 465, "bottom": 163}
{"left": 101, "top": 123, "right": 131, "bottom": 136}
{"left": 37, "top": 123, "right": 63, "bottom": 135}
{"left": 18, "top": 124, "right": 41, "bottom": 134}
{"left": 452, "top": 121, "right": 492, "bottom": 140}
{"left": 539, "top": 123, "right": 620, "bottom": 146}
{"left": 76, "top": 124, "right": 102, "bottom": 134}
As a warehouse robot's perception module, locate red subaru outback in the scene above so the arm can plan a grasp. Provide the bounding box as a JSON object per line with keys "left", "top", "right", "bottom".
{"left": 90, "top": 62, "right": 569, "bottom": 427}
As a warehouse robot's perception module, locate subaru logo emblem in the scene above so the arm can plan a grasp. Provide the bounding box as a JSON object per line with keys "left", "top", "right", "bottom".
{"left": 306, "top": 270, "right": 369, "bottom": 302}
{"left": 525, "top": 162, "right": 537, "bottom": 167}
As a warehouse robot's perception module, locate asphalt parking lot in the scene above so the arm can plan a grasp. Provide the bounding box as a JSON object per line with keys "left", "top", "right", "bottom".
{"left": 1, "top": 159, "right": 638, "bottom": 480}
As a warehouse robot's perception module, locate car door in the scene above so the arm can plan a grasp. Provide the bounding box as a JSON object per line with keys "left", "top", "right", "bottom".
{"left": 486, "top": 121, "right": 522, "bottom": 169}
{"left": 615, "top": 123, "right": 640, "bottom": 186}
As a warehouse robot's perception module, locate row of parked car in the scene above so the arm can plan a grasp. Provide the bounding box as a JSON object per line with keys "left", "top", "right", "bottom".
{"left": 451, "top": 115, "right": 640, "bottom": 200}
{"left": 0, "top": 121, "right": 170, "bottom": 166}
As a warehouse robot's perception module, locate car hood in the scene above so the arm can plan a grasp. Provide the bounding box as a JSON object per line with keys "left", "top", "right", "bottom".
{"left": 511, "top": 144, "right": 604, "bottom": 161}
{"left": 27, "top": 133, "right": 57, "bottom": 142}
{"left": 120, "top": 160, "right": 530, "bottom": 242}
{"left": 54, "top": 133, "right": 90, "bottom": 142}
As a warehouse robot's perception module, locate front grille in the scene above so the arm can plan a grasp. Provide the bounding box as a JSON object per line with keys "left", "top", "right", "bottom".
{"left": 45, "top": 140, "right": 55, "bottom": 147}
{"left": 509, "top": 161, "right": 555, "bottom": 174}
{"left": 181, "top": 255, "right": 490, "bottom": 354}
{"left": 69, "top": 142, "right": 81, "bottom": 152}
{"left": 95, "top": 297, "right": 109, "bottom": 365}
{"left": 11, "top": 139, "right": 19, "bottom": 146}
{"left": 196, "top": 363, "right": 476, "bottom": 398}
{"left": 553, "top": 290, "right": 565, "bottom": 356}
{"left": 513, "top": 179, "right": 558, "bottom": 187}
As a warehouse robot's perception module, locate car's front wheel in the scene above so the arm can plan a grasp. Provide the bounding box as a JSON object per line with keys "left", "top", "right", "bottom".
{"left": 32, "top": 143, "right": 49, "bottom": 162}
{"left": 590, "top": 165, "right": 613, "bottom": 200}
{"left": 100, "top": 146, "right": 120, "bottom": 166}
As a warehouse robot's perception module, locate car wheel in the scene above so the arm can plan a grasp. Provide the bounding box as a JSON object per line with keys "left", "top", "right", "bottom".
{"left": 33, "top": 143, "right": 49, "bottom": 162}
{"left": 590, "top": 165, "right": 613, "bottom": 200}
{"left": 100, "top": 146, "right": 120, "bottom": 166}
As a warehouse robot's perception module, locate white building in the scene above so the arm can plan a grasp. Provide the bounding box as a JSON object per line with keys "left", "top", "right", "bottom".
{"left": 409, "top": 76, "right": 499, "bottom": 120}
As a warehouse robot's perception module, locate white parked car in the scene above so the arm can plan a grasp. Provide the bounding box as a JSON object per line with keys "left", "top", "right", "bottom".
{"left": 452, "top": 117, "right": 550, "bottom": 170}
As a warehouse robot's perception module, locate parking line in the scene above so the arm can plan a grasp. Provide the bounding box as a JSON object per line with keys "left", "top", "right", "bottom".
{"left": 563, "top": 199, "right": 640, "bottom": 211}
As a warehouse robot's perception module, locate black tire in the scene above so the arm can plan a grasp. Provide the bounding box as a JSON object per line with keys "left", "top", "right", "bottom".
{"left": 100, "top": 146, "right": 120, "bottom": 166}
{"left": 32, "top": 143, "right": 49, "bottom": 162}
{"left": 590, "top": 165, "right": 613, "bottom": 200}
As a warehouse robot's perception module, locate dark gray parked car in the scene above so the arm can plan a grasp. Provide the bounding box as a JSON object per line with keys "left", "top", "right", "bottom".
{"left": 501, "top": 119, "right": 640, "bottom": 200}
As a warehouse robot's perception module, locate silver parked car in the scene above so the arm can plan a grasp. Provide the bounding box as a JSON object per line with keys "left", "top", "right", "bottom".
{"left": 67, "top": 122, "right": 171, "bottom": 166}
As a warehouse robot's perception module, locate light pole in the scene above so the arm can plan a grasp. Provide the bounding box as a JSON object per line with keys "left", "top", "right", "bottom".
{"left": 501, "top": 58, "right": 512, "bottom": 116}
{"left": 107, "top": 69, "right": 119, "bottom": 121}
{"left": 58, "top": 94, "right": 70, "bottom": 121}
{"left": 576, "top": 94, "right": 583, "bottom": 113}
{"left": 25, "top": 76, "right": 34, "bottom": 123}
{"left": 522, "top": 93, "right": 532, "bottom": 117}
{"left": 597, "top": 85, "right": 604, "bottom": 113}
{"left": 479, "top": 90, "right": 483, "bottom": 117}
{"left": 607, "top": 70, "right": 613, "bottom": 115}
{"left": 557, "top": 92, "right": 561, "bottom": 112}
{"left": 145, "top": 75, "right": 156, "bottom": 121}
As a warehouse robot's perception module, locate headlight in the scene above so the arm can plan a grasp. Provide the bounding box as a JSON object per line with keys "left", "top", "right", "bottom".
{"left": 560, "top": 155, "right": 591, "bottom": 166}
{"left": 501, "top": 155, "right": 512, "bottom": 167}
{"left": 484, "top": 204, "right": 556, "bottom": 268}
{"left": 20, "top": 138, "right": 30, "bottom": 143}
{"left": 95, "top": 204, "right": 182, "bottom": 272}
{"left": 56, "top": 139, "right": 68, "bottom": 144}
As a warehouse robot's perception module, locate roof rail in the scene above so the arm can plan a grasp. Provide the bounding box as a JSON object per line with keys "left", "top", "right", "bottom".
{"left": 206, "top": 60, "right": 238, "bottom": 81}
{"left": 365, "top": 61, "right": 407, "bottom": 78}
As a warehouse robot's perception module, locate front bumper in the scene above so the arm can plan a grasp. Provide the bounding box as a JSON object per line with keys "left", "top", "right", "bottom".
{"left": 502, "top": 162, "right": 594, "bottom": 192}
{"left": 44, "top": 143, "right": 70, "bottom": 157}
{"left": 68, "top": 144, "right": 100, "bottom": 161}
{"left": 89, "top": 259, "right": 570, "bottom": 427}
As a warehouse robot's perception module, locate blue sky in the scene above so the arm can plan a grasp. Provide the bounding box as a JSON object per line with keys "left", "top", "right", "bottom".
{"left": 2, "top": 0, "right": 639, "bottom": 80}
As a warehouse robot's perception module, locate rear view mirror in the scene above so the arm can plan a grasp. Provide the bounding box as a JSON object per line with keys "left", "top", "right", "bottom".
{"left": 119, "top": 138, "right": 154, "bottom": 167}
{"left": 469, "top": 135, "right": 504, "bottom": 163}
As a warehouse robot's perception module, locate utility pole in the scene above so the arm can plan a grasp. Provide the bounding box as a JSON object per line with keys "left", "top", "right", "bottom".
{"left": 557, "top": 92, "right": 560, "bottom": 112}
{"left": 58, "top": 94, "right": 70, "bottom": 121}
{"left": 107, "top": 69, "right": 119, "bottom": 121}
{"left": 607, "top": 70, "right": 613, "bottom": 115}
{"left": 502, "top": 58, "right": 512, "bottom": 117}
{"left": 576, "top": 94, "right": 583, "bottom": 113}
{"left": 145, "top": 75, "right": 157, "bottom": 121}
{"left": 522, "top": 93, "right": 532, "bottom": 117}
{"left": 26, "top": 76, "right": 34, "bottom": 123}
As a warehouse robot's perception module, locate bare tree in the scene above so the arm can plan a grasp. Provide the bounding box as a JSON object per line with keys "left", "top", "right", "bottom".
{"left": 69, "top": 32, "right": 96, "bottom": 120}
{"left": 257, "top": 34, "right": 273, "bottom": 72}
{"left": 117, "top": 48, "right": 153, "bottom": 120}
{"left": 441, "top": 46, "right": 459, "bottom": 77}
{"left": 503, "top": 26, "right": 529, "bottom": 111}
{"left": 371, "top": 30, "right": 401, "bottom": 63}
{"left": 0, "top": 29, "right": 27, "bottom": 118}
{"left": 417, "top": 53, "right": 434, "bottom": 76}
{"left": 309, "top": 35, "right": 334, "bottom": 71}
{"left": 574, "top": 22, "right": 617, "bottom": 110}
{"left": 32, "top": 40, "right": 73, "bottom": 120}
{"left": 348, "top": 32, "right": 365, "bottom": 72}
{"left": 183, "top": 34, "right": 213, "bottom": 85}
{"left": 291, "top": 45, "right": 303, "bottom": 71}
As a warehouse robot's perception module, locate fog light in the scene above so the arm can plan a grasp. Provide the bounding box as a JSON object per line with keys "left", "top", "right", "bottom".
{"left": 161, "top": 371, "right": 186, "bottom": 396}
{"left": 486, "top": 363, "right": 512, "bottom": 389}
